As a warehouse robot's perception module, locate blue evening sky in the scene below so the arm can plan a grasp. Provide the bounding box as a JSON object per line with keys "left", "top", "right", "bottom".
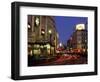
{"left": 54, "top": 16, "right": 87, "bottom": 45}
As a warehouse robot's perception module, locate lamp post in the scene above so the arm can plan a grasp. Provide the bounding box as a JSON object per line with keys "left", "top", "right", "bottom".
{"left": 48, "top": 30, "right": 52, "bottom": 56}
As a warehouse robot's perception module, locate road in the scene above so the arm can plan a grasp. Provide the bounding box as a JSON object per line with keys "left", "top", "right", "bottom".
{"left": 29, "top": 54, "right": 87, "bottom": 66}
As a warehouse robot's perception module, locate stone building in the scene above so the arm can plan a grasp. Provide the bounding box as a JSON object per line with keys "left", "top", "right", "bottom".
{"left": 28, "top": 15, "right": 58, "bottom": 58}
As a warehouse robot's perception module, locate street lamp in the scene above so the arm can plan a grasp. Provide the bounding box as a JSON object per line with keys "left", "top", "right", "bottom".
{"left": 41, "top": 29, "right": 45, "bottom": 35}
{"left": 28, "top": 24, "right": 31, "bottom": 28}
{"left": 59, "top": 43, "right": 62, "bottom": 47}
{"left": 41, "top": 30, "right": 45, "bottom": 35}
{"left": 48, "top": 29, "right": 52, "bottom": 56}
{"left": 48, "top": 30, "right": 52, "bottom": 34}
{"left": 41, "top": 29, "right": 45, "bottom": 42}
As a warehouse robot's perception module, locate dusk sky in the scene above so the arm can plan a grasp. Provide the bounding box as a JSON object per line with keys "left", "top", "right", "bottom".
{"left": 54, "top": 16, "right": 87, "bottom": 45}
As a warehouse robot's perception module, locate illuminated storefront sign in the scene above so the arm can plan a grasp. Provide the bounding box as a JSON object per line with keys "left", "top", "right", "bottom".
{"left": 76, "top": 24, "right": 85, "bottom": 30}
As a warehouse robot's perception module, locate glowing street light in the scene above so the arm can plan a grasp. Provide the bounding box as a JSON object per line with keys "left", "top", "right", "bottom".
{"left": 48, "top": 29, "right": 52, "bottom": 34}
{"left": 41, "top": 30, "right": 45, "bottom": 34}
{"left": 59, "top": 43, "right": 62, "bottom": 47}
{"left": 28, "top": 24, "right": 31, "bottom": 28}
{"left": 41, "top": 29, "right": 45, "bottom": 37}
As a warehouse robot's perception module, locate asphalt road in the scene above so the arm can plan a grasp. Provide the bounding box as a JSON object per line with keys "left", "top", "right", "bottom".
{"left": 28, "top": 54, "right": 87, "bottom": 66}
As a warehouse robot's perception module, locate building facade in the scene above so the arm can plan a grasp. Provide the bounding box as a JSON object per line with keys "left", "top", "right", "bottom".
{"left": 67, "top": 24, "right": 87, "bottom": 54}
{"left": 28, "top": 15, "right": 58, "bottom": 58}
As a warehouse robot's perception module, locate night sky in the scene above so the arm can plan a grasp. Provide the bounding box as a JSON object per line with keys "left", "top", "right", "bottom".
{"left": 54, "top": 16, "right": 87, "bottom": 45}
